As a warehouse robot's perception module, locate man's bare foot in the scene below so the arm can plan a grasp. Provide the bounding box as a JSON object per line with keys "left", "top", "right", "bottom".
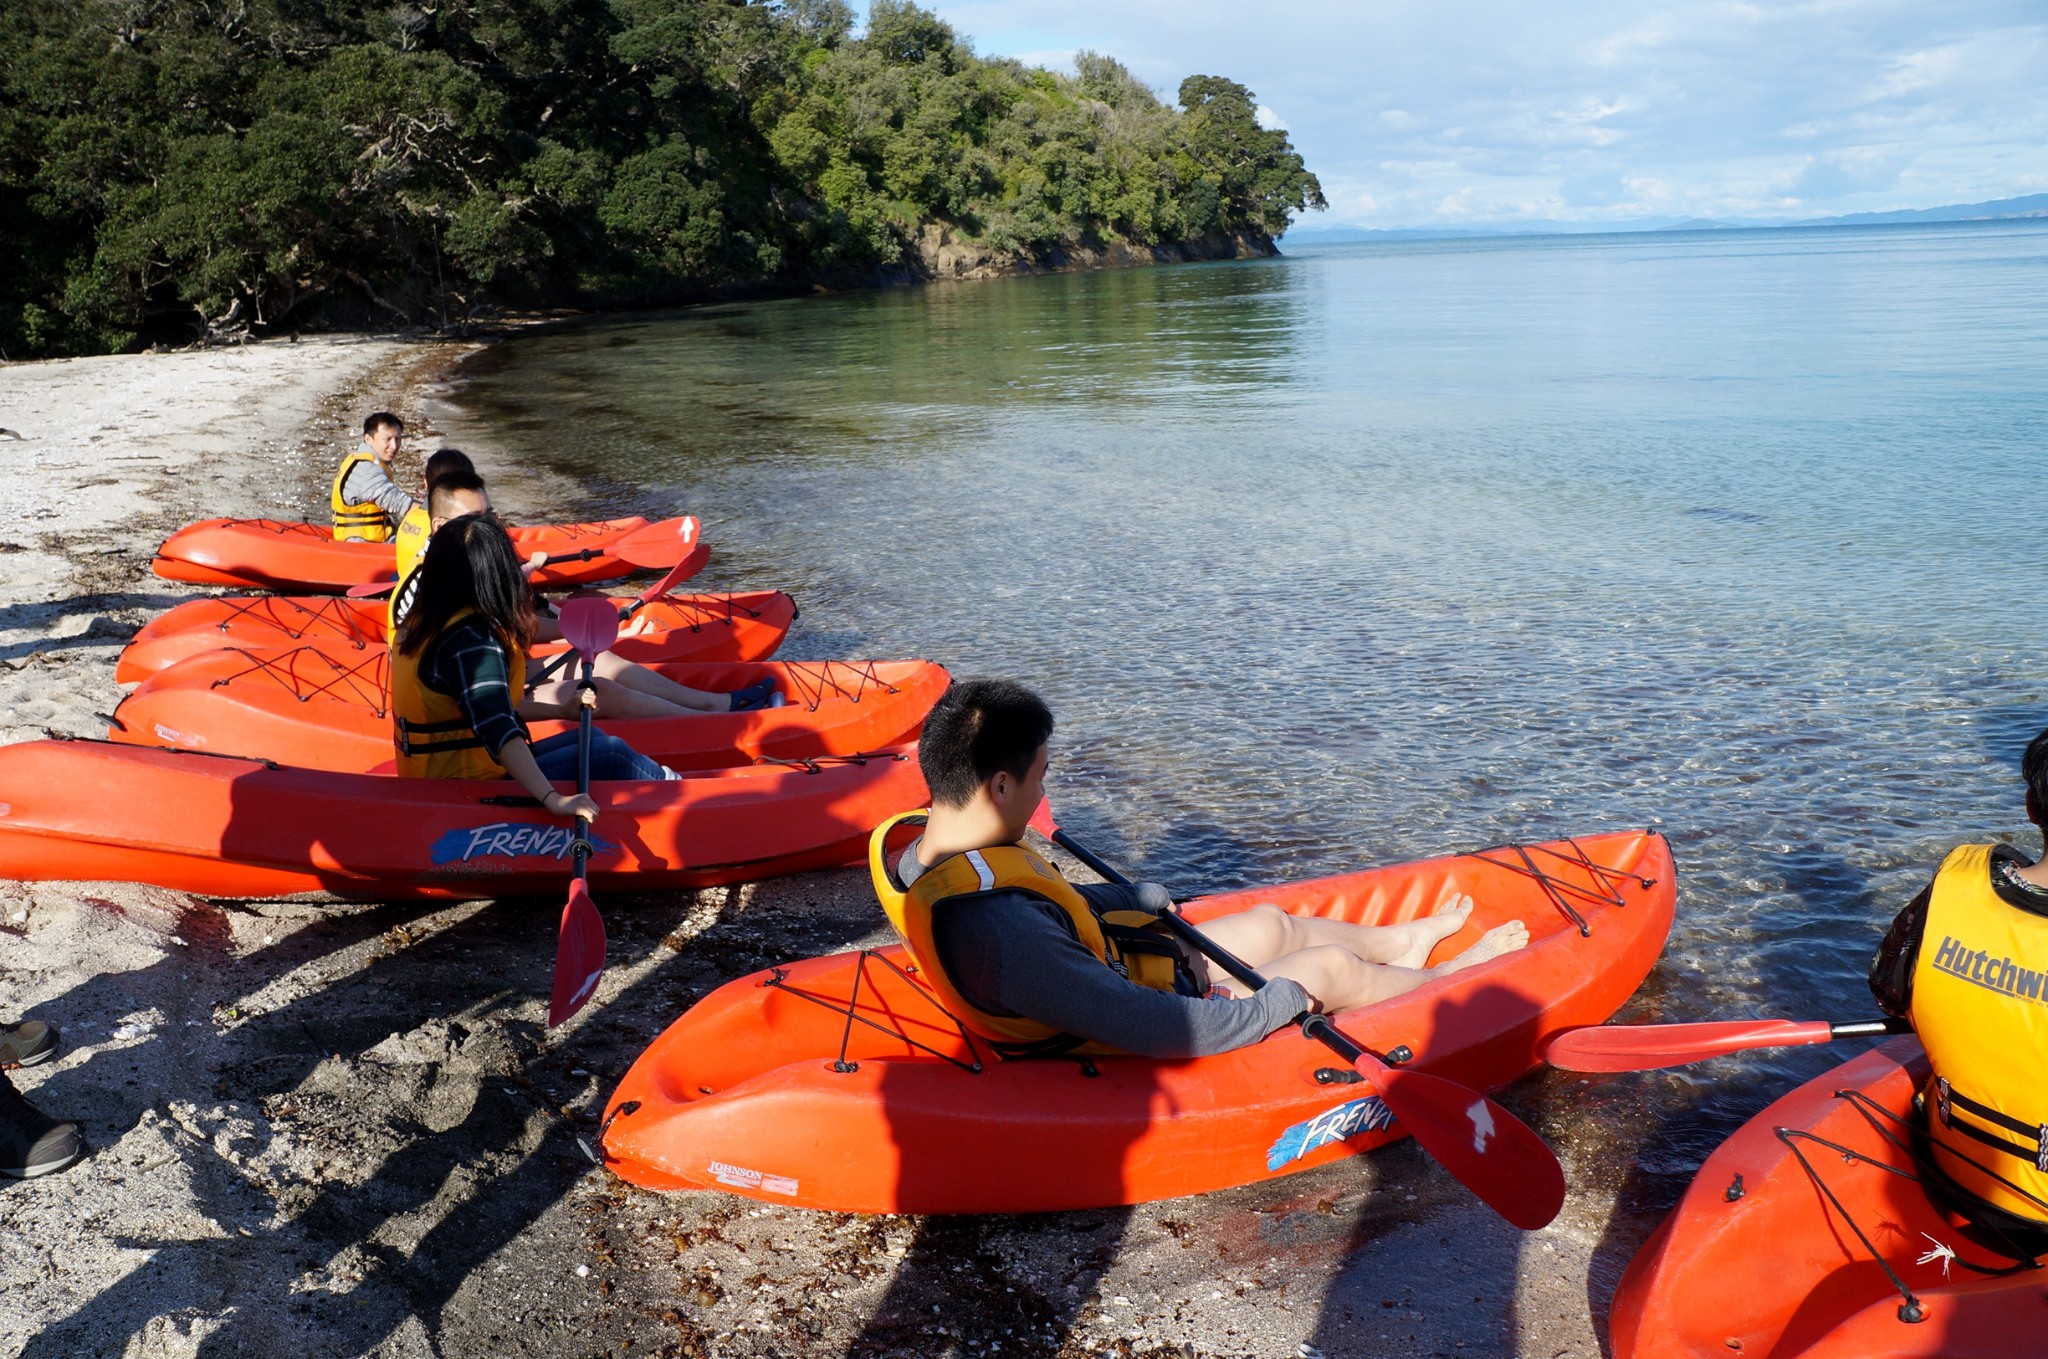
{"left": 1431, "top": 919, "right": 1529, "bottom": 976}
{"left": 1384, "top": 894, "right": 1477, "bottom": 969}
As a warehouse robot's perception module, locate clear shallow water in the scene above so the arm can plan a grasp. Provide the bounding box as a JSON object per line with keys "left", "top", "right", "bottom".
{"left": 446, "top": 221, "right": 2048, "bottom": 1169}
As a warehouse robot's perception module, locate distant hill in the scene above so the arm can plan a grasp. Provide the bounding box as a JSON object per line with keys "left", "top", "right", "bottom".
{"left": 1285, "top": 193, "right": 2048, "bottom": 245}
{"left": 1795, "top": 192, "right": 2048, "bottom": 226}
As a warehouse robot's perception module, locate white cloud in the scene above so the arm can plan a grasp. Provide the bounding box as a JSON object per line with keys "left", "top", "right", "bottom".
{"left": 929, "top": 1, "right": 2048, "bottom": 227}
{"left": 1256, "top": 105, "right": 1286, "bottom": 130}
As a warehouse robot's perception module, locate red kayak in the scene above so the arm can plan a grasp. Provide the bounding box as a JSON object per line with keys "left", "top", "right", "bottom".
{"left": 0, "top": 739, "right": 926, "bottom": 900}
{"left": 1610, "top": 1036, "right": 2047, "bottom": 1358}
{"left": 150, "top": 516, "right": 701, "bottom": 592}
{"left": 601, "top": 829, "right": 1675, "bottom": 1213}
{"left": 111, "top": 651, "right": 951, "bottom": 773}
{"left": 115, "top": 590, "right": 797, "bottom": 683}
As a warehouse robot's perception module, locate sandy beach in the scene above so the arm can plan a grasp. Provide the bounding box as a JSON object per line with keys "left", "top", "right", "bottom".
{"left": 0, "top": 335, "right": 1661, "bottom": 1359}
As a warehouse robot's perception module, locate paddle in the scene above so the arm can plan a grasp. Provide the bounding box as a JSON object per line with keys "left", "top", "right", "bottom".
{"left": 346, "top": 578, "right": 396, "bottom": 598}
{"left": 521, "top": 516, "right": 702, "bottom": 582}
{"left": 1543, "top": 1016, "right": 1913, "bottom": 1073}
{"left": 609, "top": 515, "right": 702, "bottom": 571}
{"left": 525, "top": 556, "right": 703, "bottom": 688}
{"left": 547, "top": 596, "right": 620, "bottom": 1027}
{"left": 1027, "top": 801, "right": 1567, "bottom": 1230}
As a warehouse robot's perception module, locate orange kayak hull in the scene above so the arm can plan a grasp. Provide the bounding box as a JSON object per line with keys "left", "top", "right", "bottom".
{"left": 0, "top": 739, "right": 926, "bottom": 900}
{"left": 150, "top": 517, "right": 683, "bottom": 592}
{"left": 112, "top": 652, "right": 950, "bottom": 773}
{"left": 1610, "top": 1037, "right": 2046, "bottom": 1359}
{"left": 115, "top": 591, "right": 796, "bottom": 683}
{"left": 601, "top": 829, "right": 1676, "bottom": 1213}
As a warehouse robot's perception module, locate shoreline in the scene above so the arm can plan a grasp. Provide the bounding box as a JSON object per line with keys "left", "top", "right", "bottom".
{"left": 0, "top": 333, "right": 1645, "bottom": 1359}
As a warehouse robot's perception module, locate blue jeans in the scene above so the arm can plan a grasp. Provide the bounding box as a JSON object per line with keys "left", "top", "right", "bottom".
{"left": 530, "top": 729, "right": 672, "bottom": 783}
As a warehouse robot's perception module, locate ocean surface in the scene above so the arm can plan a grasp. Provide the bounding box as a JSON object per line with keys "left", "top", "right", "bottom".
{"left": 442, "top": 220, "right": 2048, "bottom": 1176}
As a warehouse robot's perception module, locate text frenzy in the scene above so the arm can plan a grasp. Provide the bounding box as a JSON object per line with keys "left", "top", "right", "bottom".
{"left": 1265, "top": 1095, "right": 1396, "bottom": 1171}
{"left": 430, "top": 821, "right": 619, "bottom": 866}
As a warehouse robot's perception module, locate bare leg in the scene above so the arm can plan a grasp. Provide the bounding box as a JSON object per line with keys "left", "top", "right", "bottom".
{"left": 593, "top": 654, "right": 728, "bottom": 712}
{"left": 527, "top": 674, "right": 712, "bottom": 719}
{"left": 1195, "top": 896, "right": 1478, "bottom": 973}
{"left": 1205, "top": 917, "right": 1531, "bottom": 1012}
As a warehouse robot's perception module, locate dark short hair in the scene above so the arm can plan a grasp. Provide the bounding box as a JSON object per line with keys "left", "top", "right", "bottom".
{"left": 427, "top": 469, "right": 487, "bottom": 521}
{"left": 394, "top": 512, "right": 534, "bottom": 657}
{"left": 422, "top": 447, "right": 476, "bottom": 490}
{"left": 363, "top": 411, "right": 404, "bottom": 436}
{"left": 918, "top": 679, "right": 1053, "bottom": 808}
{"left": 2024, "top": 728, "right": 2048, "bottom": 817}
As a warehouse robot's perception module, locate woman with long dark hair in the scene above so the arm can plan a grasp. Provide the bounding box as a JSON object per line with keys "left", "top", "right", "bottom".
{"left": 390, "top": 513, "right": 675, "bottom": 822}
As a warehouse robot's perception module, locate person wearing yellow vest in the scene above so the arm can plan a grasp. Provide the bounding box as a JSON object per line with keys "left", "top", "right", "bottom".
{"left": 404, "top": 478, "right": 778, "bottom": 716}
{"left": 331, "top": 412, "right": 418, "bottom": 543}
{"left": 872, "top": 679, "right": 1529, "bottom": 1059}
{"left": 389, "top": 513, "right": 682, "bottom": 820}
{"left": 1871, "top": 728, "right": 2048, "bottom": 1236}
{"left": 388, "top": 448, "right": 480, "bottom": 634}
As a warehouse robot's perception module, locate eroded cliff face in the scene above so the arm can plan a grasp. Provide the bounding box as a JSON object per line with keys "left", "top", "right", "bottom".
{"left": 906, "top": 223, "right": 1279, "bottom": 281}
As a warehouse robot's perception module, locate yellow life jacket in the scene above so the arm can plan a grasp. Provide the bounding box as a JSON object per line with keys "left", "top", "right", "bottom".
{"left": 1909, "top": 843, "right": 2048, "bottom": 1222}
{"left": 387, "top": 504, "right": 431, "bottom": 633}
{"left": 388, "top": 610, "right": 528, "bottom": 780}
{"left": 331, "top": 446, "right": 395, "bottom": 543}
{"left": 866, "top": 810, "right": 1187, "bottom": 1058}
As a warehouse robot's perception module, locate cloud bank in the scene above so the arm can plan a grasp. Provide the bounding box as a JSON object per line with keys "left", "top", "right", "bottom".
{"left": 934, "top": 1, "right": 2048, "bottom": 227}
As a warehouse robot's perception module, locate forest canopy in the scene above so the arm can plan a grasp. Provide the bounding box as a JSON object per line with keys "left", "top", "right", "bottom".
{"left": 0, "top": 0, "right": 1325, "bottom": 357}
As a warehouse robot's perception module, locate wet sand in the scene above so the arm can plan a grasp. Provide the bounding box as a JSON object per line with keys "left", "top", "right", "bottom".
{"left": 0, "top": 336, "right": 1665, "bottom": 1358}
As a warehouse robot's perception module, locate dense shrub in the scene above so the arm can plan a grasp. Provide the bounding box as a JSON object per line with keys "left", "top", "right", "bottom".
{"left": 0, "top": 0, "right": 1323, "bottom": 356}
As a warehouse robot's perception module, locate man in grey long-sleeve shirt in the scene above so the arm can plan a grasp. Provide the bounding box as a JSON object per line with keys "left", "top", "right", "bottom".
{"left": 332, "top": 411, "right": 419, "bottom": 540}
{"left": 890, "top": 679, "right": 1529, "bottom": 1060}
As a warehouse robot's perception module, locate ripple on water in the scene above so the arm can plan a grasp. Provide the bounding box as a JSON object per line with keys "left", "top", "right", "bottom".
{"left": 443, "top": 222, "right": 2048, "bottom": 1226}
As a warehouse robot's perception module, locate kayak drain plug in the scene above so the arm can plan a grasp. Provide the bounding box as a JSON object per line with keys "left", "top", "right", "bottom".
{"left": 1724, "top": 1173, "right": 1744, "bottom": 1202}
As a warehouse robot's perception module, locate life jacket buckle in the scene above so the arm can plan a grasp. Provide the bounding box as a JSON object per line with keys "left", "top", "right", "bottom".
{"left": 1935, "top": 1077, "right": 1953, "bottom": 1127}
{"left": 2036, "top": 1124, "right": 2048, "bottom": 1174}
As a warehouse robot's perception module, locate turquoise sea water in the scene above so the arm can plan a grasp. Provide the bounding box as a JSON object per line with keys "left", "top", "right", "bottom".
{"left": 444, "top": 220, "right": 2048, "bottom": 1171}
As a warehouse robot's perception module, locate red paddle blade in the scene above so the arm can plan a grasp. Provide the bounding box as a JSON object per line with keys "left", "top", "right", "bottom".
{"left": 612, "top": 515, "right": 705, "bottom": 570}
{"left": 1027, "top": 798, "right": 1057, "bottom": 839}
{"left": 346, "top": 578, "right": 397, "bottom": 598}
{"left": 1543, "top": 1018, "right": 1837, "bottom": 1073}
{"left": 1365, "top": 1057, "right": 1566, "bottom": 1230}
{"left": 549, "top": 879, "right": 607, "bottom": 1027}
{"left": 558, "top": 596, "right": 620, "bottom": 660}
{"left": 632, "top": 553, "right": 698, "bottom": 608}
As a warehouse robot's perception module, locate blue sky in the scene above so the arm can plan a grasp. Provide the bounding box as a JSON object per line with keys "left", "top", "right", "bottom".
{"left": 925, "top": 1, "right": 2048, "bottom": 227}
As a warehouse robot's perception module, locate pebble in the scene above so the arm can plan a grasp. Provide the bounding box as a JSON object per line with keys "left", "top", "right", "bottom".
{"left": 576, "top": 1264, "right": 589, "bottom": 1278}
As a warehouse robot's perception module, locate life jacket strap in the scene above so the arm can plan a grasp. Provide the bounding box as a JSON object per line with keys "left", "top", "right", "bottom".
{"left": 1937, "top": 1076, "right": 2048, "bottom": 1172}
{"left": 395, "top": 715, "right": 487, "bottom": 756}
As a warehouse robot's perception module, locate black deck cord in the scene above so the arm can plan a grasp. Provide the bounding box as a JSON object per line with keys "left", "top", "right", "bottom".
{"left": 1774, "top": 1127, "right": 1928, "bottom": 1322}
{"left": 1832, "top": 1088, "right": 2048, "bottom": 1274}
{"left": 1773, "top": 1085, "right": 2048, "bottom": 1324}
{"left": 761, "top": 954, "right": 985, "bottom": 1074}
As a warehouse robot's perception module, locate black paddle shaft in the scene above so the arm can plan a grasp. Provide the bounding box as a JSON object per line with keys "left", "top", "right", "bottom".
{"left": 529, "top": 597, "right": 649, "bottom": 688}
{"left": 1047, "top": 827, "right": 1373, "bottom": 1067}
{"left": 572, "top": 654, "right": 596, "bottom": 879}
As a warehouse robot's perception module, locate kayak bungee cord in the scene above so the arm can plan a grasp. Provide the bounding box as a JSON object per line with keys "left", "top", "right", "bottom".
{"left": 760, "top": 951, "right": 988, "bottom": 1074}
{"left": 203, "top": 645, "right": 389, "bottom": 715}
{"left": 1457, "top": 836, "right": 1657, "bottom": 937}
